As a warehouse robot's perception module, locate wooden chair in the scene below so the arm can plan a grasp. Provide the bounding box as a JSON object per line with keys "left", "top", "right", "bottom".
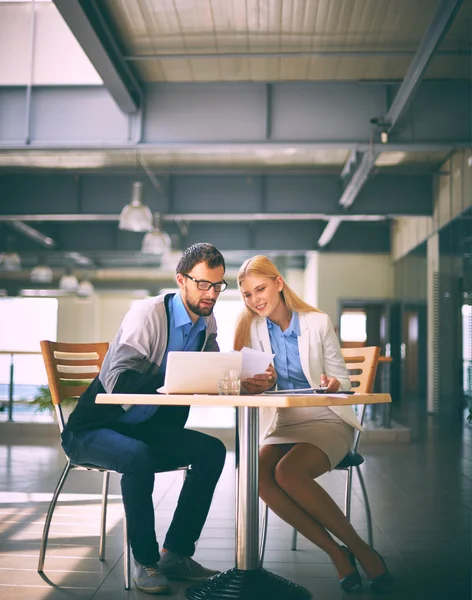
{"left": 38, "top": 340, "right": 187, "bottom": 589}
{"left": 259, "top": 346, "right": 381, "bottom": 565}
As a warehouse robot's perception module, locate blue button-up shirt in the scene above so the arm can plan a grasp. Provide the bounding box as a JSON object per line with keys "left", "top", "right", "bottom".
{"left": 267, "top": 312, "right": 311, "bottom": 390}
{"left": 117, "top": 293, "right": 207, "bottom": 424}
{"left": 158, "top": 293, "right": 207, "bottom": 373}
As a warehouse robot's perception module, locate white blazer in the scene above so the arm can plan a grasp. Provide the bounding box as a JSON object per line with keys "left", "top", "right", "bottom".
{"left": 249, "top": 311, "right": 363, "bottom": 439}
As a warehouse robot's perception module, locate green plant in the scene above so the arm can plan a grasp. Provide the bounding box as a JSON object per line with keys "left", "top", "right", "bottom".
{"left": 30, "top": 385, "right": 77, "bottom": 413}
{"left": 30, "top": 385, "right": 54, "bottom": 412}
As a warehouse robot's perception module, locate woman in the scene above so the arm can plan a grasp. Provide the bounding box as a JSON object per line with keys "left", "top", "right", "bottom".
{"left": 234, "top": 255, "right": 392, "bottom": 593}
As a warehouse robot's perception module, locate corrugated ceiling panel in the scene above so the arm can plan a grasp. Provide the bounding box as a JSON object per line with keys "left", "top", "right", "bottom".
{"left": 442, "top": 0, "right": 472, "bottom": 44}
{"left": 102, "top": 0, "right": 468, "bottom": 82}
{"left": 136, "top": 54, "right": 470, "bottom": 82}
{"left": 107, "top": 0, "right": 442, "bottom": 54}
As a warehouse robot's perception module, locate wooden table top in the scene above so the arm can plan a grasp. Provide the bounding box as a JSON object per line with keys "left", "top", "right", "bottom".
{"left": 96, "top": 392, "right": 391, "bottom": 408}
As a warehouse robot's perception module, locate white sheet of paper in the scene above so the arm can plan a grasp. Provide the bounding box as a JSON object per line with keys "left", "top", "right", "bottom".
{"left": 240, "top": 346, "right": 275, "bottom": 380}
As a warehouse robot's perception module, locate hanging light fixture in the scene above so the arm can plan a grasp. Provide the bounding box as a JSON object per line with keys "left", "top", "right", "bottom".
{"left": 30, "top": 262, "right": 54, "bottom": 284}
{"left": 119, "top": 182, "right": 153, "bottom": 232}
{"left": 0, "top": 252, "right": 21, "bottom": 271}
{"left": 141, "top": 214, "right": 172, "bottom": 256}
{"left": 76, "top": 278, "right": 95, "bottom": 297}
{"left": 31, "top": 265, "right": 53, "bottom": 283}
{"left": 59, "top": 271, "right": 79, "bottom": 292}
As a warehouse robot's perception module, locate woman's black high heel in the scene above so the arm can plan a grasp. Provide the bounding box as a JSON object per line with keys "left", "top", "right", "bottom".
{"left": 369, "top": 550, "right": 393, "bottom": 593}
{"left": 339, "top": 546, "right": 362, "bottom": 592}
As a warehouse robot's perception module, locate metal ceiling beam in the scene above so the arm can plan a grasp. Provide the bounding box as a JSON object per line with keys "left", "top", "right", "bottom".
{"left": 318, "top": 0, "right": 463, "bottom": 247}
{"left": 0, "top": 214, "right": 387, "bottom": 224}
{"left": 8, "top": 221, "right": 56, "bottom": 248}
{"left": 52, "top": 0, "right": 142, "bottom": 113}
{"left": 317, "top": 217, "right": 343, "bottom": 248}
{"left": 0, "top": 79, "right": 468, "bottom": 149}
{"left": 0, "top": 142, "right": 465, "bottom": 152}
{"left": 124, "top": 49, "right": 469, "bottom": 61}
{"left": 64, "top": 251, "right": 94, "bottom": 267}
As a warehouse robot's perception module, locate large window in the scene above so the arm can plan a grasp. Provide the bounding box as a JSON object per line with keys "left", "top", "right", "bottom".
{"left": 0, "top": 298, "right": 57, "bottom": 420}
{"left": 340, "top": 310, "right": 367, "bottom": 344}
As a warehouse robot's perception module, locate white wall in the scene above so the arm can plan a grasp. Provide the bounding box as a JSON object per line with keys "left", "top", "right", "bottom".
{"left": 317, "top": 253, "right": 394, "bottom": 323}
{"left": 57, "top": 296, "right": 99, "bottom": 343}
{"left": 285, "top": 268, "right": 305, "bottom": 298}
{"left": 97, "top": 296, "right": 148, "bottom": 343}
{"left": 57, "top": 293, "right": 148, "bottom": 343}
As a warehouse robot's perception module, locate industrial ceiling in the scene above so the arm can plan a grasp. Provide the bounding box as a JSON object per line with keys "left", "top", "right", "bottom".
{"left": 0, "top": 0, "right": 470, "bottom": 291}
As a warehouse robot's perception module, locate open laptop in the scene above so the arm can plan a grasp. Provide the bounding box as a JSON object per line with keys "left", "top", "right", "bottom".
{"left": 158, "top": 351, "right": 243, "bottom": 394}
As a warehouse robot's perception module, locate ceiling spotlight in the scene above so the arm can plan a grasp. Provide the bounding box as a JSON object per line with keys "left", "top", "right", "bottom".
{"left": 119, "top": 182, "right": 153, "bottom": 232}
{"left": 141, "top": 214, "right": 172, "bottom": 256}
{"left": 76, "top": 279, "right": 95, "bottom": 297}
{"left": 30, "top": 264, "right": 54, "bottom": 284}
{"left": 59, "top": 272, "right": 79, "bottom": 292}
{"left": 370, "top": 116, "right": 390, "bottom": 145}
{"left": 0, "top": 252, "right": 22, "bottom": 271}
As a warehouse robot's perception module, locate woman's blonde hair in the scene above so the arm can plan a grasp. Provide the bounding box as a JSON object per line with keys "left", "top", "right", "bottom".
{"left": 233, "top": 255, "right": 322, "bottom": 350}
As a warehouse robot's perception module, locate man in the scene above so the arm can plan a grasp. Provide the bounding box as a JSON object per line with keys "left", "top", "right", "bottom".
{"left": 62, "top": 243, "right": 228, "bottom": 595}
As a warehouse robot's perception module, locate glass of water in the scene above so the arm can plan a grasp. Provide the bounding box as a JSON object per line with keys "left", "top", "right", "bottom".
{"left": 218, "top": 369, "right": 241, "bottom": 395}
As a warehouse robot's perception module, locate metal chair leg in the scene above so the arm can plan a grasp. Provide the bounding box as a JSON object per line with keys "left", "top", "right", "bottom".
{"left": 38, "top": 461, "right": 73, "bottom": 572}
{"left": 291, "top": 526, "right": 298, "bottom": 551}
{"left": 356, "top": 465, "right": 374, "bottom": 548}
{"left": 99, "top": 471, "right": 110, "bottom": 561}
{"left": 344, "top": 467, "right": 353, "bottom": 521}
{"left": 259, "top": 501, "right": 269, "bottom": 566}
{"left": 123, "top": 514, "right": 131, "bottom": 590}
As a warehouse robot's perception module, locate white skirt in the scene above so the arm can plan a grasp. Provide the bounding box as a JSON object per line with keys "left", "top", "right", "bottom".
{"left": 261, "top": 407, "right": 355, "bottom": 470}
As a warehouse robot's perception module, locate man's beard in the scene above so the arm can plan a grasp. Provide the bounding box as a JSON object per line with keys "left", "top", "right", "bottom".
{"left": 186, "top": 296, "right": 215, "bottom": 317}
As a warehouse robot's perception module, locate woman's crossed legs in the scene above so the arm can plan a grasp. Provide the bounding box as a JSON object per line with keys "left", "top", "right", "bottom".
{"left": 259, "top": 443, "right": 386, "bottom": 580}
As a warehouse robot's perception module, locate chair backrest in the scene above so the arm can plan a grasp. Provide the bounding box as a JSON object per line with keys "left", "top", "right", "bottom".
{"left": 40, "top": 340, "right": 109, "bottom": 431}
{"left": 341, "top": 346, "right": 380, "bottom": 393}
{"left": 341, "top": 346, "right": 381, "bottom": 451}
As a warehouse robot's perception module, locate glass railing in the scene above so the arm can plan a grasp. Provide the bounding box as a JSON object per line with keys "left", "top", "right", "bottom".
{"left": 0, "top": 351, "right": 53, "bottom": 422}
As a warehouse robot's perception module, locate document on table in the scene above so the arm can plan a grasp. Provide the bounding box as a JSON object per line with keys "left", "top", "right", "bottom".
{"left": 239, "top": 346, "right": 275, "bottom": 380}
{"left": 262, "top": 388, "right": 354, "bottom": 398}
{"left": 263, "top": 388, "right": 350, "bottom": 396}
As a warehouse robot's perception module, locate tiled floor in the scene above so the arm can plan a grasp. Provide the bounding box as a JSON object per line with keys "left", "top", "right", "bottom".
{"left": 0, "top": 405, "right": 471, "bottom": 600}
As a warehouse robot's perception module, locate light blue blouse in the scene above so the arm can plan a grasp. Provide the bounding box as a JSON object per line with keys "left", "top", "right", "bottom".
{"left": 267, "top": 312, "right": 311, "bottom": 390}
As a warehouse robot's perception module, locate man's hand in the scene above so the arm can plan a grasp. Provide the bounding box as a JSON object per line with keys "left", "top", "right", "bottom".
{"left": 241, "top": 365, "right": 276, "bottom": 395}
{"left": 320, "top": 373, "right": 340, "bottom": 393}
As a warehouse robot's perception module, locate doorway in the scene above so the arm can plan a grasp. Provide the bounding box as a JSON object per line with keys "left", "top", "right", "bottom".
{"left": 401, "top": 303, "right": 427, "bottom": 399}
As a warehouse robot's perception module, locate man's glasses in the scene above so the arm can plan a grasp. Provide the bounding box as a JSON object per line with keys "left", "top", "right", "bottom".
{"left": 181, "top": 273, "right": 228, "bottom": 292}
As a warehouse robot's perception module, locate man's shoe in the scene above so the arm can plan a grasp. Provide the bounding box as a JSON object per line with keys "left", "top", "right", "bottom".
{"left": 133, "top": 560, "right": 171, "bottom": 595}
{"left": 158, "top": 551, "right": 219, "bottom": 582}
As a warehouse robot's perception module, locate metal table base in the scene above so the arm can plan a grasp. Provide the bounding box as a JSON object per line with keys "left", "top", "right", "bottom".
{"left": 186, "top": 407, "right": 311, "bottom": 600}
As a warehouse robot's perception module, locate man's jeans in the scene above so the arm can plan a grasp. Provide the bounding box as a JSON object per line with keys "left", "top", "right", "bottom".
{"left": 61, "top": 418, "right": 226, "bottom": 565}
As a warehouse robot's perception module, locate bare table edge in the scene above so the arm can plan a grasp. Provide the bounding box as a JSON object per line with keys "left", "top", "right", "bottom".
{"left": 96, "top": 392, "right": 391, "bottom": 408}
